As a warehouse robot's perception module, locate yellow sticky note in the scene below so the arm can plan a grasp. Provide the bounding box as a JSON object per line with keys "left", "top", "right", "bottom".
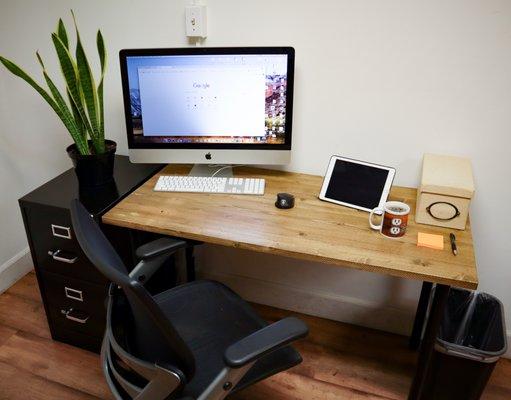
{"left": 417, "top": 232, "right": 444, "bottom": 250}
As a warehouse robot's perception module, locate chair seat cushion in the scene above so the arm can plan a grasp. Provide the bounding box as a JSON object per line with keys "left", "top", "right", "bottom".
{"left": 154, "top": 280, "right": 301, "bottom": 397}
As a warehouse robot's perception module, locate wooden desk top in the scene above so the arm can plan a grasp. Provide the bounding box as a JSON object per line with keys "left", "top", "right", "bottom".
{"left": 103, "top": 165, "right": 478, "bottom": 289}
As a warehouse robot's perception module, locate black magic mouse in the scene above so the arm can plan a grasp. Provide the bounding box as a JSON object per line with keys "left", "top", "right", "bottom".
{"left": 275, "top": 193, "right": 295, "bottom": 209}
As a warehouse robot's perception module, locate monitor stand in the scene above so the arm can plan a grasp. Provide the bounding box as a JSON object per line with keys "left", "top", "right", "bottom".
{"left": 188, "top": 164, "right": 234, "bottom": 178}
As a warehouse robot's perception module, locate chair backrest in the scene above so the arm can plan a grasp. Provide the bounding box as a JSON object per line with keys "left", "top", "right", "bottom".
{"left": 70, "top": 199, "right": 195, "bottom": 379}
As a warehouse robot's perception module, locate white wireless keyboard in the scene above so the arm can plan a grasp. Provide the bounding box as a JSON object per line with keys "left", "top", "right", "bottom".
{"left": 154, "top": 176, "right": 265, "bottom": 195}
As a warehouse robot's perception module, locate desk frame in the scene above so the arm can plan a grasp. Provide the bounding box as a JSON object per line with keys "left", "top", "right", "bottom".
{"left": 408, "top": 284, "right": 450, "bottom": 400}
{"left": 409, "top": 282, "right": 434, "bottom": 350}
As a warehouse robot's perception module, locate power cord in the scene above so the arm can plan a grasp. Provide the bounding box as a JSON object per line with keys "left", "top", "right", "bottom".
{"left": 210, "top": 165, "right": 246, "bottom": 178}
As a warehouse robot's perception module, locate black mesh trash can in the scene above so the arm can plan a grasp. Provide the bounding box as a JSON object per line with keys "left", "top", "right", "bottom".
{"left": 421, "top": 288, "right": 507, "bottom": 400}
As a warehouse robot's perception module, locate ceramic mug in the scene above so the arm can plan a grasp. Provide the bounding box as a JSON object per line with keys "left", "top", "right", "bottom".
{"left": 369, "top": 201, "right": 410, "bottom": 238}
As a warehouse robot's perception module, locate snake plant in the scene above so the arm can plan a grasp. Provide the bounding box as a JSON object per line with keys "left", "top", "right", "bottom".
{"left": 0, "top": 11, "right": 106, "bottom": 155}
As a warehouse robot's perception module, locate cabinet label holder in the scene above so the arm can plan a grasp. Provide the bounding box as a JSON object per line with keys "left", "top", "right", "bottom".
{"left": 51, "top": 224, "right": 72, "bottom": 239}
{"left": 64, "top": 287, "right": 84, "bottom": 302}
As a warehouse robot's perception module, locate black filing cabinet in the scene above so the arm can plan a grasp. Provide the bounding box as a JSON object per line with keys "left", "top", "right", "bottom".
{"left": 19, "top": 155, "right": 162, "bottom": 353}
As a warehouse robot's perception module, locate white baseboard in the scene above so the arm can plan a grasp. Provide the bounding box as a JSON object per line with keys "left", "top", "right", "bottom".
{"left": 0, "top": 247, "right": 33, "bottom": 294}
{"left": 199, "top": 270, "right": 416, "bottom": 337}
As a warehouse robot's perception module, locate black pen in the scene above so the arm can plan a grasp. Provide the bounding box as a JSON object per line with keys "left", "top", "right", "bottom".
{"left": 450, "top": 233, "right": 458, "bottom": 256}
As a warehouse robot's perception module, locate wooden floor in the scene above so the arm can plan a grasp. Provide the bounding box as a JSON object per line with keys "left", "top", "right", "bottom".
{"left": 0, "top": 272, "right": 509, "bottom": 399}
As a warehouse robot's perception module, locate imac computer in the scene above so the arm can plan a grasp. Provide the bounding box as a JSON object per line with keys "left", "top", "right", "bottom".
{"left": 119, "top": 47, "right": 294, "bottom": 177}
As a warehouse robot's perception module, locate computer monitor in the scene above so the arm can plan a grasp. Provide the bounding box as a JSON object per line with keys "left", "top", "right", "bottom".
{"left": 119, "top": 47, "right": 294, "bottom": 168}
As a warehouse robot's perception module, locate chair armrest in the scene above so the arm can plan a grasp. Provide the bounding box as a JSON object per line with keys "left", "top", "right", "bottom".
{"left": 224, "top": 317, "right": 308, "bottom": 368}
{"left": 136, "top": 237, "right": 188, "bottom": 259}
{"left": 130, "top": 238, "right": 188, "bottom": 283}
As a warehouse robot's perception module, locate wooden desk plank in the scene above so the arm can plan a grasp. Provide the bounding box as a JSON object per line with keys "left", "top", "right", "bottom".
{"left": 102, "top": 165, "right": 478, "bottom": 289}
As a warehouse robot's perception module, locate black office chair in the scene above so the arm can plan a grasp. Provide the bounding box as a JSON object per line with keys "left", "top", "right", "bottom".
{"left": 70, "top": 200, "right": 308, "bottom": 400}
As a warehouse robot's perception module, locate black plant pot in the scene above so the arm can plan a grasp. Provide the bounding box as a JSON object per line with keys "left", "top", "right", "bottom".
{"left": 67, "top": 140, "right": 117, "bottom": 187}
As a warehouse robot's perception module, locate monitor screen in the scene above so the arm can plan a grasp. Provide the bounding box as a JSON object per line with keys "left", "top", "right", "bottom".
{"left": 120, "top": 48, "right": 294, "bottom": 150}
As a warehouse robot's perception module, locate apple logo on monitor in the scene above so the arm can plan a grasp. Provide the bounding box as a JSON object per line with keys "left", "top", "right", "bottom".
{"left": 205, "top": 152, "right": 212, "bottom": 160}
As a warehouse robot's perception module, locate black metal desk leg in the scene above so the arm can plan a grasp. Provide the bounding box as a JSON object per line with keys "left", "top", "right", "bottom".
{"left": 409, "top": 282, "right": 433, "bottom": 350}
{"left": 408, "top": 284, "right": 450, "bottom": 400}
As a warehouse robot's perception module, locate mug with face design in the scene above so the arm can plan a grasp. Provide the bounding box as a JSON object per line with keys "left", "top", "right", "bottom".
{"left": 369, "top": 201, "right": 410, "bottom": 238}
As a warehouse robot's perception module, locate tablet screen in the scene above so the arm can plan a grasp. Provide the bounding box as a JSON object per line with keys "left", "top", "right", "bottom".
{"left": 325, "top": 159, "right": 390, "bottom": 210}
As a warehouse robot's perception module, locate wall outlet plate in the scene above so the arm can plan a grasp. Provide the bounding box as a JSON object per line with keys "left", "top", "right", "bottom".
{"left": 185, "top": 5, "right": 207, "bottom": 38}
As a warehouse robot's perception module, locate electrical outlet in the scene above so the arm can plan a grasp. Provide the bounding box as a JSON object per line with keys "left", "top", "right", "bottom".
{"left": 186, "top": 5, "right": 207, "bottom": 38}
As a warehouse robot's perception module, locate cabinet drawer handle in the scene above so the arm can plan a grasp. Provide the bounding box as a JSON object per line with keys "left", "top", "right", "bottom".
{"left": 61, "top": 308, "right": 89, "bottom": 324}
{"left": 48, "top": 250, "right": 77, "bottom": 264}
{"left": 64, "top": 287, "right": 83, "bottom": 302}
{"left": 51, "top": 224, "right": 72, "bottom": 239}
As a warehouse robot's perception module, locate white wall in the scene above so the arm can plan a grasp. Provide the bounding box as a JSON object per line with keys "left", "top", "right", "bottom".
{"left": 1, "top": 0, "right": 510, "bottom": 348}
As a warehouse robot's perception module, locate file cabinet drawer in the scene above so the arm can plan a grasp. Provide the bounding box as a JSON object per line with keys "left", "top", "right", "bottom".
{"left": 42, "top": 271, "right": 108, "bottom": 338}
{"left": 26, "top": 205, "right": 106, "bottom": 284}
{"left": 52, "top": 324, "right": 102, "bottom": 353}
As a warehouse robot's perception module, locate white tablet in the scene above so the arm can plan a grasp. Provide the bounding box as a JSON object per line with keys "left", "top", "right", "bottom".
{"left": 319, "top": 155, "right": 396, "bottom": 212}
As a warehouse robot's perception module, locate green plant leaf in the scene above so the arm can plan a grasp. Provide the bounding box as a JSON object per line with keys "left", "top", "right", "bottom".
{"left": 36, "top": 51, "right": 45, "bottom": 69}
{"left": 72, "top": 12, "right": 104, "bottom": 154}
{"left": 43, "top": 71, "right": 89, "bottom": 152}
{"left": 97, "top": 30, "right": 106, "bottom": 72}
{"left": 68, "top": 91, "right": 87, "bottom": 141}
{"left": 51, "top": 33, "right": 94, "bottom": 143}
{"left": 45, "top": 41, "right": 86, "bottom": 141}
{"left": 0, "top": 55, "right": 90, "bottom": 155}
{"left": 96, "top": 30, "right": 106, "bottom": 143}
{"left": 57, "top": 19, "right": 69, "bottom": 50}
{"left": 36, "top": 52, "right": 88, "bottom": 147}
{"left": 51, "top": 33, "right": 80, "bottom": 108}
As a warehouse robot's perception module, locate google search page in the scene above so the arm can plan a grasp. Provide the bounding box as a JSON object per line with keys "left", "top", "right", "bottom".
{"left": 138, "top": 66, "right": 266, "bottom": 137}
